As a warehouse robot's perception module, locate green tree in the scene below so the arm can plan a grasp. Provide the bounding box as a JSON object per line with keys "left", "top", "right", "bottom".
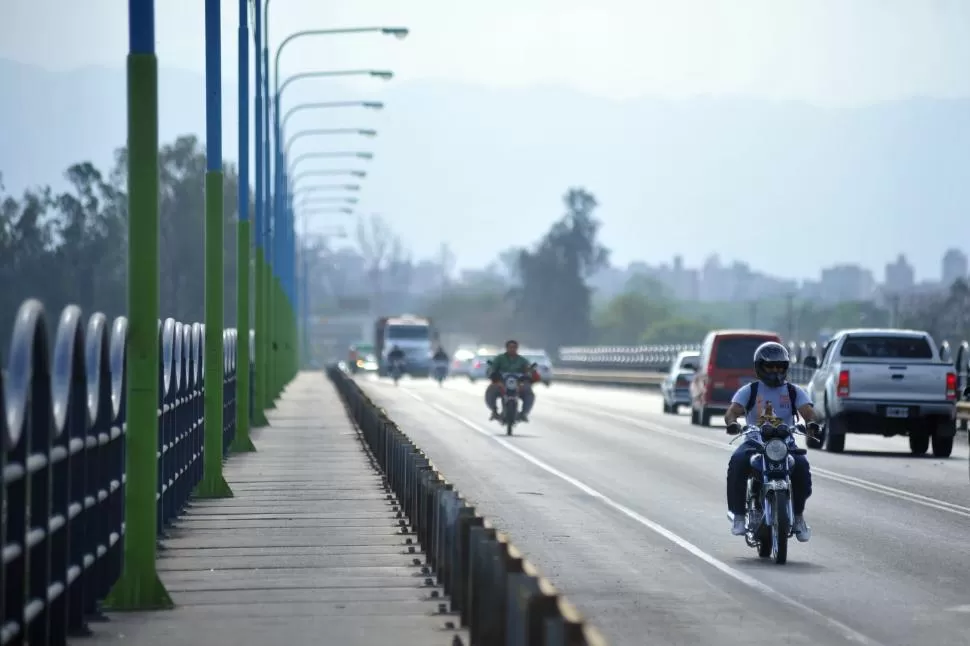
{"left": 511, "top": 187, "right": 609, "bottom": 353}
{"left": 594, "top": 291, "right": 668, "bottom": 344}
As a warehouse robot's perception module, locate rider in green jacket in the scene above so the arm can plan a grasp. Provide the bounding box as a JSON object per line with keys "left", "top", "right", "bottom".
{"left": 485, "top": 339, "right": 536, "bottom": 421}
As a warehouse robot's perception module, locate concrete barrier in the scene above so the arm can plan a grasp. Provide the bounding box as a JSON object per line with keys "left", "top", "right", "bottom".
{"left": 328, "top": 366, "right": 609, "bottom": 646}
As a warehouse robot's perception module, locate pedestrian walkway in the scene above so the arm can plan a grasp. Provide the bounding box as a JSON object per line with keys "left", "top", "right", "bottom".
{"left": 90, "top": 371, "right": 464, "bottom": 646}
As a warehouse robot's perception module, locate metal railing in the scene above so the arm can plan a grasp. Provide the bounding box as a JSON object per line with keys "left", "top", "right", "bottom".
{"left": 1, "top": 299, "right": 252, "bottom": 645}
{"left": 329, "top": 366, "right": 608, "bottom": 645}
{"left": 557, "top": 340, "right": 970, "bottom": 387}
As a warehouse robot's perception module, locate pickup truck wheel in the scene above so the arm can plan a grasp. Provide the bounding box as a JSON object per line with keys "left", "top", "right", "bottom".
{"left": 806, "top": 433, "right": 823, "bottom": 450}
{"left": 908, "top": 433, "right": 929, "bottom": 456}
{"left": 931, "top": 434, "right": 954, "bottom": 458}
{"left": 662, "top": 400, "right": 671, "bottom": 414}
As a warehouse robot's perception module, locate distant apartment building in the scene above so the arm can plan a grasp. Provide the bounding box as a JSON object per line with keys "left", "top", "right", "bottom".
{"left": 884, "top": 254, "right": 915, "bottom": 294}
{"left": 941, "top": 248, "right": 968, "bottom": 287}
{"left": 817, "top": 264, "right": 876, "bottom": 303}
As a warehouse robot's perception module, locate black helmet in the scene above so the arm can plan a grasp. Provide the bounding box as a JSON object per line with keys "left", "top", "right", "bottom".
{"left": 754, "top": 341, "right": 790, "bottom": 387}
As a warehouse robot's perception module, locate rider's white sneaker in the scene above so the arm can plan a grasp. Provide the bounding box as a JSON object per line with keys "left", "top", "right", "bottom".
{"left": 731, "top": 514, "right": 747, "bottom": 536}
{"left": 793, "top": 515, "right": 811, "bottom": 542}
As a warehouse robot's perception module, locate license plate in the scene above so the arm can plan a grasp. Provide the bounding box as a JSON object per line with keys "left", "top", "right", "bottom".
{"left": 885, "top": 406, "right": 909, "bottom": 418}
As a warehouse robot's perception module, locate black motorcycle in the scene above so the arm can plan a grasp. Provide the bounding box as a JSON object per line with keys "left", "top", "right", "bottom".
{"left": 490, "top": 362, "right": 537, "bottom": 436}
{"left": 729, "top": 422, "right": 809, "bottom": 565}
{"left": 389, "top": 358, "right": 405, "bottom": 385}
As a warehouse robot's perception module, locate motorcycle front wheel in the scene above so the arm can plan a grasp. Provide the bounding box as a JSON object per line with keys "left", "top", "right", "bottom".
{"left": 505, "top": 397, "right": 517, "bottom": 435}
{"left": 770, "top": 491, "right": 790, "bottom": 565}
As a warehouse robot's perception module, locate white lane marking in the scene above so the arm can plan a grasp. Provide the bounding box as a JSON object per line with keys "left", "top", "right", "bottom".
{"left": 395, "top": 388, "right": 882, "bottom": 646}
{"left": 553, "top": 404, "right": 970, "bottom": 520}
{"left": 391, "top": 379, "right": 970, "bottom": 520}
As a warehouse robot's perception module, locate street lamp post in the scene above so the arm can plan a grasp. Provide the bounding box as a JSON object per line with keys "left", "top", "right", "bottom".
{"left": 297, "top": 205, "right": 356, "bottom": 367}
{"left": 291, "top": 169, "right": 367, "bottom": 185}
{"left": 281, "top": 100, "right": 383, "bottom": 132}
{"left": 284, "top": 128, "right": 377, "bottom": 158}
{"left": 289, "top": 151, "right": 374, "bottom": 173}
{"left": 232, "top": 0, "right": 256, "bottom": 453}
{"left": 270, "top": 28, "right": 405, "bottom": 389}
{"left": 292, "top": 184, "right": 362, "bottom": 195}
{"left": 296, "top": 196, "right": 359, "bottom": 209}
{"left": 197, "top": 0, "right": 233, "bottom": 500}
{"left": 104, "top": 0, "right": 171, "bottom": 611}
{"left": 269, "top": 71, "right": 390, "bottom": 391}
{"left": 252, "top": 0, "right": 271, "bottom": 420}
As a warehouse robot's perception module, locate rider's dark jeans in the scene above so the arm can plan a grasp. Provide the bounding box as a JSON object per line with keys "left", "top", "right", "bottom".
{"left": 726, "top": 440, "right": 812, "bottom": 515}
{"left": 485, "top": 381, "right": 535, "bottom": 414}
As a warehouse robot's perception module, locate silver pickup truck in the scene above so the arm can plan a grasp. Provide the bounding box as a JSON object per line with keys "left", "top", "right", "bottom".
{"left": 803, "top": 328, "right": 958, "bottom": 457}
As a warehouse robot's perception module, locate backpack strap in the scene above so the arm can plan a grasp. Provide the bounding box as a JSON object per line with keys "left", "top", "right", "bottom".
{"left": 744, "top": 381, "right": 759, "bottom": 413}
{"left": 787, "top": 382, "right": 799, "bottom": 423}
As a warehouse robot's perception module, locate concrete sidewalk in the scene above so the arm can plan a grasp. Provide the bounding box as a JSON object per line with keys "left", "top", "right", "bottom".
{"left": 91, "top": 371, "right": 463, "bottom": 646}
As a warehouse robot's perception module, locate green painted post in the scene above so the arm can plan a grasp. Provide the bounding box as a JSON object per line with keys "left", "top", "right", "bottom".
{"left": 103, "top": 0, "right": 173, "bottom": 610}
{"left": 232, "top": 220, "right": 256, "bottom": 452}
{"left": 197, "top": 174, "right": 234, "bottom": 498}
{"left": 196, "top": 0, "right": 233, "bottom": 499}
{"left": 252, "top": 251, "right": 268, "bottom": 425}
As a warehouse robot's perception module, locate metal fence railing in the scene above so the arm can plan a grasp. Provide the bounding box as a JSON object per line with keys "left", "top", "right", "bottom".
{"left": 1, "top": 299, "right": 252, "bottom": 645}
{"left": 557, "top": 339, "right": 970, "bottom": 391}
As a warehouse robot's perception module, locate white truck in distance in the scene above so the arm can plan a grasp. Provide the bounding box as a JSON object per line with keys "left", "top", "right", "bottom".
{"left": 803, "top": 328, "right": 959, "bottom": 457}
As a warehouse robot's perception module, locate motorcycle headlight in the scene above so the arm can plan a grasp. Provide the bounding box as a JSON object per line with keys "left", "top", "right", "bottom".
{"left": 764, "top": 439, "right": 788, "bottom": 462}
{"left": 505, "top": 376, "right": 518, "bottom": 389}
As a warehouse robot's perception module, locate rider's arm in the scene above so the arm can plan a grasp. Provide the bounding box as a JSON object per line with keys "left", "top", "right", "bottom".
{"left": 724, "top": 403, "right": 745, "bottom": 426}
{"left": 792, "top": 386, "right": 818, "bottom": 422}
{"left": 724, "top": 384, "right": 752, "bottom": 426}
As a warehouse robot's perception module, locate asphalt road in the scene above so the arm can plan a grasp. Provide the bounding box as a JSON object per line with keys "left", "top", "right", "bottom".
{"left": 354, "top": 374, "right": 970, "bottom": 646}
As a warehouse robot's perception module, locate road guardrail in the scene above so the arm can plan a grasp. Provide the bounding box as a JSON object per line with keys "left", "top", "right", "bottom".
{"left": 558, "top": 339, "right": 970, "bottom": 383}
{"left": 328, "top": 366, "right": 608, "bottom": 646}
{"left": 1, "top": 299, "right": 249, "bottom": 645}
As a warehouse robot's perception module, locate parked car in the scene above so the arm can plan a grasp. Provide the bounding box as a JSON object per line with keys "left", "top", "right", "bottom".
{"left": 690, "top": 329, "right": 782, "bottom": 427}
{"left": 661, "top": 351, "right": 699, "bottom": 414}
{"left": 521, "top": 348, "right": 554, "bottom": 386}
{"left": 804, "top": 328, "right": 959, "bottom": 456}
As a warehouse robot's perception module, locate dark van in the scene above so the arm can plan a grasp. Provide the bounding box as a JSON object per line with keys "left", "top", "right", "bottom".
{"left": 689, "top": 329, "right": 782, "bottom": 426}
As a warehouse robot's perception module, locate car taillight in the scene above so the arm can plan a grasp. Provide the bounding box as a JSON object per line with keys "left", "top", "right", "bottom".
{"left": 946, "top": 372, "right": 957, "bottom": 400}
{"left": 474, "top": 360, "right": 481, "bottom": 368}
{"left": 836, "top": 370, "right": 850, "bottom": 397}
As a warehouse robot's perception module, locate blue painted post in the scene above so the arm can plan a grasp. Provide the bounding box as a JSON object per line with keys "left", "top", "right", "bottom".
{"left": 197, "top": 0, "right": 233, "bottom": 499}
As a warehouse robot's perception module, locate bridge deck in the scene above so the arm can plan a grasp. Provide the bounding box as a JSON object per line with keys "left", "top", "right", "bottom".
{"left": 90, "top": 372, "right": 460, "bottom": 646}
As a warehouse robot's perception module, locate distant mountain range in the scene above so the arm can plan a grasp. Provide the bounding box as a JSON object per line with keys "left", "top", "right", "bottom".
{"left": 3, "top": 57, "right": 969, "bottom": 282}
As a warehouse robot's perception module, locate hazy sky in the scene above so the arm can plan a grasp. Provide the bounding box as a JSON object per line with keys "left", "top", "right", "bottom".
{"left": 4, "top": 0, "right": 970, "bottom": 106}
{"left": 4, "top": 1, "right": 970, "bottom": 281}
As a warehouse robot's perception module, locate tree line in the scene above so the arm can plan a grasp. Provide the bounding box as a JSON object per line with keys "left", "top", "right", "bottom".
{"left": 0, "top": 135, "right": 241, "bottom": 345}
{"left": 421, "top": 191, "right": 970, "bottom": 352}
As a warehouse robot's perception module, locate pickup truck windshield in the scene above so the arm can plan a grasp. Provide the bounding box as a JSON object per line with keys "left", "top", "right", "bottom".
{"left": 387, "top": 325, "right": 430, "bottom": 340}
{"left": 840, "top": 335, "right": 933, "bottom": 359}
